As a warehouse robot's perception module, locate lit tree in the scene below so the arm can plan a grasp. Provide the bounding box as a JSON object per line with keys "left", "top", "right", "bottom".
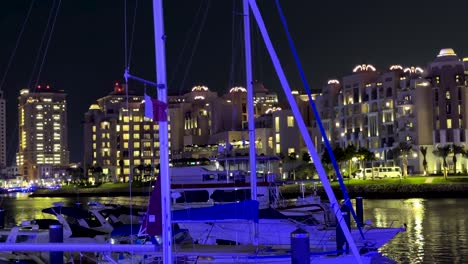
{"left": 451, "top": 144, "right": 465, "bottom": 174}
{"left": 344, "top": 145, "right": 358, "bottom": 177}
{"left": 420, "top": 146, "right": 428, "bottom": 175}
{"left": 391, "top": 142, "right": 413, "bottom": 178}
{"left": 356, "top": 147, "right": 376, "bottom": 168}
{"left": 433, "top": 145, "right": 451, "bottom": 180}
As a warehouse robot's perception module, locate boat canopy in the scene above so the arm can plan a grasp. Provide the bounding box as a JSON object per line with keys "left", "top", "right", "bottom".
{"left": 172, "top": 200, "right": 259, "bottom": 223}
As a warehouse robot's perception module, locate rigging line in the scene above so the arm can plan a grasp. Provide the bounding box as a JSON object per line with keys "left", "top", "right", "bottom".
{"left": 273, "top": 0, "right": 365, "bottom": 240}
{"left": 126, "top": 0, "right": 139, "bottom": 68}
{"left": 3, "top": 0, "right": 36, "bottom": 166}
{"left": 27, "top": 0, "right": 57, "bottom": 89}
{"left": 168, "top": 0, "right": 205, "bottom": 89}
{"left": 178, "top": 0, "right": 212, "bottom": 95}
{"left": 0, "top": 0, "right": 36, "bottom": 92}
{"left": 228, "top": 1, "right": 246, "bottom": 89}
{"left": 227, "top": 0, "right": 237, "bottom": 89}
{"left": 254, "top": 25, "right": 264, "bottom": 82}
{"left": 123, "top": 0, "right": 128, "bottom": 70}
{"left": 10, "top": 0, "right": 57, "bottom": 167}
{"left": 33, "top": 0, "right": 62, "bottom": 88}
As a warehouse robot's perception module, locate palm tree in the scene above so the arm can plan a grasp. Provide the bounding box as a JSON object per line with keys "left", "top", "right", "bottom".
{"left": 356, "top": 147, "right": 376, "bottom": 168}
{"left": 321, "top": 147, "right": 345, "bottom": 181}
{"left": 344, "top": 145, "right": 357, "bottom": 177}
{"left": 451, "top": 144, "right": 465, "bottom": 174}
{"left": 420, "top": 146, "right": 428, "bottom": 175}
{"left": 433, "top": 145, "right": 451, "bottom": 180}
{"left": 391, "top": 142, "right": 413, "bottom": 178}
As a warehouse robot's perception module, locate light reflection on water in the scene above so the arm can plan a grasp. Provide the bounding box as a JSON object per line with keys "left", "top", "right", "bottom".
{"left": 1, "top": 194, "right": 467, "bottom": 263}
{"left": 364, "top": 198, "right": 468, "bottom": 264}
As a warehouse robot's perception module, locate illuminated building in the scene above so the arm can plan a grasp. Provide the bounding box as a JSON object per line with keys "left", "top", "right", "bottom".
{"left": 223, "top": 81, "right": 279, "bottom": 129}
{"left": 426, "top": 48, "right": 468, "bottom": 173}
{"left": 83, "top": 83, "right": 161, "bottom": 182}
{"left": 16, "top": 85, "right": 69, "bottom": 180}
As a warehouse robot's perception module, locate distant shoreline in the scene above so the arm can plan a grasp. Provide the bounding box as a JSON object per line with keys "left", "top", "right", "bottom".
{"left": 27, "top": 183, "right": 468, "bottom": 199}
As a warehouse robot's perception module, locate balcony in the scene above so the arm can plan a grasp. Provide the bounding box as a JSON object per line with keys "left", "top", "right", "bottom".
{"left": 397, "top": 99, "right": 413, "bottom": 106}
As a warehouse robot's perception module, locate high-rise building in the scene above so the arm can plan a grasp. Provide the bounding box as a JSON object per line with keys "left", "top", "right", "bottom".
{"left": 0, "top": 90, "right": 5, "bottom": 169}
{"left": 426, "top": 48, "right": 468, "bottom": 173}
{"left": 83, "top": 83, "right": 160, "bottom": 182}
{"left": 16, "top": 85, "right": 69, "bottom": 180}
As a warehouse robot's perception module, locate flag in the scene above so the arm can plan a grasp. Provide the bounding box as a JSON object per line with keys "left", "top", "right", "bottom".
{"left": 144, "top": 94, "right": 153, "bottom": 120}
{"left": 152, "top": 99, "right": 168, "bottom": 122}
{"left": 145, "top": 94, "right": 168, "bottom": 122}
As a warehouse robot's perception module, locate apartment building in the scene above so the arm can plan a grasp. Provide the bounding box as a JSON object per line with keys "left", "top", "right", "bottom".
{"left": 16, "top": 85, "right": 69, "bottom": 180}
{"left": 83, "top": 83, "right": 160, "bottom": 182}
{"left": 426, "top": 48, "right": 468, "bottom": 173}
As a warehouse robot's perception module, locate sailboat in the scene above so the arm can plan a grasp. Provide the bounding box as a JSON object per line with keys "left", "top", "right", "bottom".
{"left": 134, "top": 0, "right": 402, "bottom": 263}
{"left": 0, "top": 1, "right": 401, "bottom": 263}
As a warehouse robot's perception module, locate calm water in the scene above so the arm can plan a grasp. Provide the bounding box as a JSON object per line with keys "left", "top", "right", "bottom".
{"left": 1, "top": 193, "right": 467, "bottom": 264}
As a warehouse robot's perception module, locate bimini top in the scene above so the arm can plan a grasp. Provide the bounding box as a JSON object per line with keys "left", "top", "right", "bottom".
{"left": 172, "top": 200, "right": 259, "bottom": 223}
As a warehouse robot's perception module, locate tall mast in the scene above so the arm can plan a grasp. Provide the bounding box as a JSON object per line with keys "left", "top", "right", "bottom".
{"left": 247, "top": 0, "right": 362, "bottom": 262}
{"left": 153, "top": 0, "right": 172, "bottom": 263}
{"left": 243, "top": 0, "right": 258, "bottom": 245}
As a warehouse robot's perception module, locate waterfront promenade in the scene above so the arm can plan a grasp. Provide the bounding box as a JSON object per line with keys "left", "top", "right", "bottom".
{"left": 27, "top": 176, "right": 468, "bottom": 199}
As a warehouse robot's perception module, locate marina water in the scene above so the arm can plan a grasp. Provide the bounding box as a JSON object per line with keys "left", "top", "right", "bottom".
{"left": 1, "top": 193, "right": 466, "bottom": 264}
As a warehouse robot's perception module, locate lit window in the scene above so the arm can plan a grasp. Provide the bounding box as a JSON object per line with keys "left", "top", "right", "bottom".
{"left": 134, "top": 142, "right": 140, "bottom": 148}
{"left": 275, "top": 133, "right": 280, "bottom": 143}
{"left": 287, "top": 116, "right": 294, "bottom": 127}
{"left": 123, "top": 125, "right": 129, "bottom": 131}
{"left": 275, "top": 144, "right": 280, "bottom": 154}
{"left": 133, "top": 133, "right": 140, "bottom": 139}
{"left": 447, "top": 119, "right": 452, "bottom": 129}
{"left": 134, "top": 125, "right": 140, "bottom": 131}
{"left": 275, "top": 117, "right": 280, "bottom": 131}
{"left": 123, "top": 134, "right": 129, "bottom": 140}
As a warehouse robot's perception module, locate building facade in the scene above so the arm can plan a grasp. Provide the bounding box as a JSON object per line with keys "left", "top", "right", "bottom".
{"left": 83, "top": 83, "right": 161, "bottom": 182}
{"left": 16, "top": 85, "right": 69, "bottom": 180}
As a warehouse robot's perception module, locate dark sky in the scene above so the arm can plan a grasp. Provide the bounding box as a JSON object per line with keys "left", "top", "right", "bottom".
{"left": 1, "top": 0, "right": 468, "bottom": 164}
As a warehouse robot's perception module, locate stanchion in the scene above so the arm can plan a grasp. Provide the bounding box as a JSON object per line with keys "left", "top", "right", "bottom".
{"left": 356, "top": 197, "right": 364, "bottom": 227}
{"left": 0, "top": 209, "right": 4, "bottom": 229}
{"left": 49, "top": 224, "right": 63, "bottom": 264}
{"left": 291, "top": 228, "right": 310, "bottom": 264}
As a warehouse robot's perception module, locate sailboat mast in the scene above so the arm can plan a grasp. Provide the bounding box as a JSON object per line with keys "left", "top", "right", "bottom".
{"left": 153, "top": 0, "right": 172, "bottom": 263}
{"left": 243, "top": 0, "right": 258, "bottom": 245}
{"left": 247, "top": 0, "right": 362, "bottom": 263}
{"left": 244, "top": 0, "right": 256, "bottom": 205}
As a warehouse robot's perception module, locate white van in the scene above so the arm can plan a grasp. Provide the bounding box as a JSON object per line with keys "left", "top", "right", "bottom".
{"left": 376, "top": 167, "right": 402, "bottom": 178}
{"left": 354, "top": 167, "right": 402, "bottom": 179}
{"left": 353, "top": 168, "right": 373, "bottom": 179}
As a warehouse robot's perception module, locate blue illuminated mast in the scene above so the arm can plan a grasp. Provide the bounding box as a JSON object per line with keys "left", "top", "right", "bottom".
{"left": 246, "top": 0, "right": 362, "bottom": 262}
{"left": 152, "top": 0, "right": 172, "bottom": 262}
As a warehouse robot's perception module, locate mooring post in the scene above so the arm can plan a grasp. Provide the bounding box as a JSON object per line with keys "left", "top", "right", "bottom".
{"left": 49, "top": 224, "right": 64, "bottom": 264}
{"left": 356, "top": 197, "right": 364, "bottom": 227}
{"left": 291, "top": 227, "right": 310, "bottom": 264}
{"left": 0, "top": 209, "right": 4, "bottom": 229}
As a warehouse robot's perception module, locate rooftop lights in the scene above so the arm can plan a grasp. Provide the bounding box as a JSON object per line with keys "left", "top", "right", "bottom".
{"left": 404, "top": 66, "right": 424, "bottom": 74}
{"left": 328, "top": 79, "right": 340, "bottom": 84}
{"left": 229, "top": 86, "right": 247, "bottom": 93}
{"left": 192, "top": 85, "right": 209, "bottom": 92}
{"left": 353, "top": 64, "right": 376, "bottom": 72}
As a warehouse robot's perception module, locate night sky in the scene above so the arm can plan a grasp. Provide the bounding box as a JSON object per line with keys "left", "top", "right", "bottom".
{"left": 1, "top": 0, "right": 468, "bottom": 164}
